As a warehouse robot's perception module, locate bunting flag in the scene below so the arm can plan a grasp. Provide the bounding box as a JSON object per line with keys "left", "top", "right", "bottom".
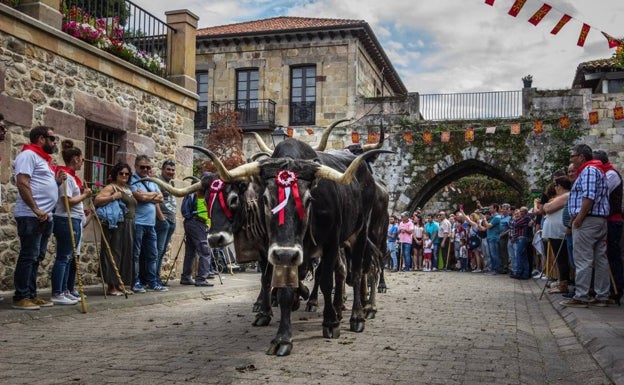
{"left": 533, "top": 120, "right": 544, "bottom": 134}
{"left": 510, "top": 123, "right": 521, "bottom": 135}
{"left": 614, "top": 106, "right": 624, "bottom": 121}
{"left": 486, "top": 126, "right": 497, "bottom": 134}
{"left": 403, "top": 131, "right": 413, "bottom": 144}
{"left": 423, "top": 131, "right": 433, "bottom": 145}
{"left": 559, "top": 116, "right": 570, "bottom": 129}
{"left": 528, "top": 4, "right": 552, "bottom": 26}
{"left": 441, "top": 131, "right": 451, "bottom": 143}
{"left": 507, "top": 0, "right": 526, "bottom": 17}
{"left": 588, "top": 111, "right": 599, "bottom": 125}
{"left": 305, "top": 128, "right": 314, "bottom": 135}
{"left": 367, "top": 132, "right": 375, "bottom": 144}
{"left": 550, "top": 14, "right": 571, "bottom": 35}
{"left": 577, "top": 23, "right": 590, "bottom": 47}
{"left": 485, "top": 0, "right": 495, "bottom": 5}
{"left": 465, "top": 128, "right": 475, "bottom": 142}
{"left": 602, "top": 32, "right": 621, "bottom": 49}
{"left": 351, "top": 131, "right": 360, "bottom": 143}
{"left": 286, "top": 127, "right": 294, "bottom": 137}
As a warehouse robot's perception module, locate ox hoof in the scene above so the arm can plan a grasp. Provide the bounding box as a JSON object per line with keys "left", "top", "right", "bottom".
{"left": 322, "top": 325, "right": 341, "bottom": 339}
{"left": 377, "top": 286, "right": 387, "bottom": 293}
{"left": 350, "top": 320, "right": 365, "bottom": 333}
{"left": 305, "top": 302, "right": 318, "bottom": 313}
{"left": 252, "top": 302, "right": 262, "bottom": 313}
{"left": 364, "top": 309, "right": 377, "bottom": 319}
{"left": 252, "top": 313, "right": 272, "bottom": 327}
{"left": 266, "top": 341, "right": 293, "bottom": 356}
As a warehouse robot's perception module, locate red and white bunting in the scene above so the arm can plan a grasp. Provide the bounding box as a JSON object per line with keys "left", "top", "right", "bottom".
{"left": 528, "top": 4, "right": 552, "bottom": 26}
{"left": 550, "top": 14, "right": 571, "bottom": 35}
{"left": 508, "top": 0, "right": 527, "bottom": 17}
{"left": 589, "top": 111, "right": 599, "bottom": 125}
{"left": 577, "top": 23, "right": 591, "bottom": 47}
{"left": 614, "top": 106, "right": 624, "bottom": 121}
{"left": 510, "top": 123, "right": 521, "bottom": 135}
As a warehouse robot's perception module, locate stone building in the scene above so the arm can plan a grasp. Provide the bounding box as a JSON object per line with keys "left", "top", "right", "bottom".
{"left": 193, "top": 16, "right": 417, "bottom": 152}
{"left": 0, "top": 1, "right": 198, "bottom": 290}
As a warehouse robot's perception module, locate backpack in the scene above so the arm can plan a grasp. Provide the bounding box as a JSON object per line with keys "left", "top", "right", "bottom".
{"left": 181, "top": 193, "right": 198, "bottom": 220}
{"left": 467, "top": 228, "right": 481, "bottom": 250}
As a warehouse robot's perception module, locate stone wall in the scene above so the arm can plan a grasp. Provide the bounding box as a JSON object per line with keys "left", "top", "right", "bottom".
{"left": 0, "top": 5, "right": 197, "bottom": 291}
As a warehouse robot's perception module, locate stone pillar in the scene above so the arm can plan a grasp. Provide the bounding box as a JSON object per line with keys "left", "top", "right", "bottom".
{"left": 17, "top": 0, "right": 62, "bottom": 30}
{"left": 166, "top": 9, "right": 199, "bottom": 95}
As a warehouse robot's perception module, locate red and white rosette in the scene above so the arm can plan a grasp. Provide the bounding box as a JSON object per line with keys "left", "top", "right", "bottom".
{"left": 208, "top": 178, "right": 232, "bottom": 219}
{"left": 271, "top": 170, "right": 305, "bottom": 225}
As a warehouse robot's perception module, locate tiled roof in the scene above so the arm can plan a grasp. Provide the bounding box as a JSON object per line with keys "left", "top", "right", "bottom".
{"left": 576, "top": 57, "right": 618, "bottom": 72}
{"left": 197, "top": 16, "right": 365, "bottom": 36}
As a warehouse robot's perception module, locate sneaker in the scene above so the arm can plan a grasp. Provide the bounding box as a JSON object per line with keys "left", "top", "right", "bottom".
{"left": 472, "top": 269, "right": 482, "bottom": 273}
{"left": 69, "top": 289, "right": 85, "bottom": 299}
{"left": 560, "top": 298, "right": 588, "bottom": 308}
{"left": 31, "top": 297, "right": 54, "bottom": 307}
{"left": 432, "top": 268, "right": 438, "bottom": 271}
{"left": 195, "top": 280, "right": 214, "bottom": 287}
{"left": 12, "top": 298, "right": 40, "bottom": 310}
{"left": 591, "top": 299, "right": 609, "bottom": 307}
{"left": 180, "top": 278, "right": 195, "bottom": 285}
{"left": 51, "top": 294, "right": 78, "bottom": 305}
{"left": 132, "top": 283, "right": 147, "bottom": 293}
{"left": 63, "top": 291, "right": 80, "bottom": 301}
{"left": 532, "top": 271, "right": 542, "bottom": 278}
{"left": 147, "top": 284, "right": 169, "bottom": 292}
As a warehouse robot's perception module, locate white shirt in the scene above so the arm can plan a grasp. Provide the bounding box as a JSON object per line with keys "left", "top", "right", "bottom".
{"left": 14, "top": 149, "right": 58, "bottom": 217}
{"left": 55, "top": 175, "right": 85, "bottom": 219}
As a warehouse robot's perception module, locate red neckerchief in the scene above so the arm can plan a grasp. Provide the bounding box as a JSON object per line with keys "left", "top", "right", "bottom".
{"left": 271, "top": 170, "right": 305, "bottom": 225}
{"left": 21, "top": 144, "right": 56, "bottom": 172}
{"left": 208, "top": 179, "right": 232, "bottom": 219}
{"left": 576, "top": 159, "right": 604, "bottom": 176}
{"left": 57, "top": 165, "right": 84, "bottom": 191}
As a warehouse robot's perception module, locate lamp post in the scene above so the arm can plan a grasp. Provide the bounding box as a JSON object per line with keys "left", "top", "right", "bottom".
{"left": 271, "top": 125, "right": 288, "bottom": 147}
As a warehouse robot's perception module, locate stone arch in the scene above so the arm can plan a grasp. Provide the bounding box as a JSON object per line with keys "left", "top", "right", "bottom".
{"left": 408, "top": 159, "right": 525, "bottom": 211}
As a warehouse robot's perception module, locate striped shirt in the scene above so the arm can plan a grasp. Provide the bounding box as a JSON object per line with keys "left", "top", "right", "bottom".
{"left": 567, "top": 165, "right": 610, "bottom": 217}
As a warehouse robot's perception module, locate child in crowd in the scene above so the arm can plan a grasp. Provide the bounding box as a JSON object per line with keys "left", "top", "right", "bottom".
{"left": 423, "top": 233, "right": 433, "bottom": 272}
{"left": 458, "top": 238, "right": 468, "bottom": 272}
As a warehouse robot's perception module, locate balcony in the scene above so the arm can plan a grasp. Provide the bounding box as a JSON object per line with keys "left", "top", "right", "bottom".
{"left": 210, "top": 99, "right": 276, "bottom": 131}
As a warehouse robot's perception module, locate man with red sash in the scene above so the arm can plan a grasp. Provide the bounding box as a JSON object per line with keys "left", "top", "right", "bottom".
{"left": 560, "top": 144, "right": 610, "bottom": 308}
{"left": 12, "top": 126, "right": 63, "bottom": 310}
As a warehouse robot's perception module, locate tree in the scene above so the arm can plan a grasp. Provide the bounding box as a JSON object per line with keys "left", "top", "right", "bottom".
{"left": 198, "top": 109, "right": 245, "bottom": 173}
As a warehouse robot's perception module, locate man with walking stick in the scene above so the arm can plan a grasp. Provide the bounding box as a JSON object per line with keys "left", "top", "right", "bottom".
{"left": 155, "top": 160, "right": 177, "bottom": 286}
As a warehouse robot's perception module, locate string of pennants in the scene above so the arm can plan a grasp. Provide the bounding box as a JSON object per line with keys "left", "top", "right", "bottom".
{"left": 485, "top": 0, "right": 621, "bottom": 48}
{"left": 353, "top": 106, "right": 624, "bottom": 145}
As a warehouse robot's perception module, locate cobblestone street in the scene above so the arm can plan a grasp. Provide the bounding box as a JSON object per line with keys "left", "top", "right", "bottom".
{"left": 0, "top": 271, "right": 614, "bottom": 385}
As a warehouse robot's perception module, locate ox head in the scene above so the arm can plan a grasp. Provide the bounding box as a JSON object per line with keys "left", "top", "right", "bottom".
{"left": 199, "top": 147, "right": 391, "bottom": 268}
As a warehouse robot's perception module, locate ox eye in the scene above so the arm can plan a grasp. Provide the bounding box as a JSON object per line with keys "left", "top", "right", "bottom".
{"left": 228, "top": 194, "right": 239, "bottom": 210}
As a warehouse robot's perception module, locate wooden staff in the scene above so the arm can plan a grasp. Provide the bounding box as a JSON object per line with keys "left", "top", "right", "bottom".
{"left": 90, "top": 207, "right": 108, "bottom": 297}
{"left": 164, "top": 234, "right": 185, "bottom": 285}
{"left": 539, "top": 239, "right": 565, "bottom": 300}
{"left": 63, "top": 181, "right": 87, "bottom": 313}
{"left": 90, "top": 201, "right": 128, "bottom": 299}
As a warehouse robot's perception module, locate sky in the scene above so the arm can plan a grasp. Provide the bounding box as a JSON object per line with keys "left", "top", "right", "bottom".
{"left": 133, "top": 0, "right": 623, "bottom": 94}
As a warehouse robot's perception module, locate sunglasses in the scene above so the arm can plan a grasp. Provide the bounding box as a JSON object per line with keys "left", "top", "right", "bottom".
{"left": 118, "top": 172, "right": 130, "bottom": 176}
{"left": 162, "top": 160, "right": 175, "bottom": 167}
{"left": 44, "top": 134, "right": 59, "bottom": 142}
{"left": 139, "top": 165, "right": 152, "bottom": 171}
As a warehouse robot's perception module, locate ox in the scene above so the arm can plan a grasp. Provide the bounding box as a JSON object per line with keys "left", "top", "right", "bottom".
{"left": 201, "top": 146, "right": 391, "bottom": 356}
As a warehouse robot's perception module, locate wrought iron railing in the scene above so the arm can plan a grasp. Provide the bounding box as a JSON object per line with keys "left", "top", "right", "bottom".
{"left": 211, "top": 99, "right": 276, "bottom": 130}
{"left": 61, "top": 0, "right": 174, "bottom": 77}
{"left": 290, "top": 101, "right": 316, "bottom": 125}
{"left": 419, "top": 90, "right": 522, "bottom": 121}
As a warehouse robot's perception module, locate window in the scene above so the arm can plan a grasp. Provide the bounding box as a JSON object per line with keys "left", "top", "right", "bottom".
{"left": 236, "top": 69, "right": 259, "bottom": 124}
{"left": 290, "top": 65, "right": 316, "bottom": 125}
{"left": 84, "top": 123, "right": 122, "bottom": 190}
{"left": 195, "top": 71, "right": 209, "bottom": 130}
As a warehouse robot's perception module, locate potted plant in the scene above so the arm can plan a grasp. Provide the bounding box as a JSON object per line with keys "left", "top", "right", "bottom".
{"left": 522, "top": 74, "right": 533, "bottom": 88}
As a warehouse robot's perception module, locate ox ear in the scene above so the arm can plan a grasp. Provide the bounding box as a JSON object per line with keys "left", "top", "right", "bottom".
{"left": 142, "top": 176, "right": 202, "bottom": 197}
{"left": 315, "top": 149, "right": 394, "bottom": 185}
{"left": 184, "top": 145, "right": 261, "bottom": 182}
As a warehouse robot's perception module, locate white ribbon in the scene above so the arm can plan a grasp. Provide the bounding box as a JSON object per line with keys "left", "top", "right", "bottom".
{"left": 271, "top": 186, "right": 291, "bottom": 215}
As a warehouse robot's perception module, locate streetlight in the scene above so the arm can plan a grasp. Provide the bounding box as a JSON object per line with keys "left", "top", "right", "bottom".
{"left": 271, "top": 125, "right": 288, "bottom": 147}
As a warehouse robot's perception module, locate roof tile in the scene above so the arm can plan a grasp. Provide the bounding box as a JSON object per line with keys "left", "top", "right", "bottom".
{"left": 197, "top": 16, "right": 364, "bottom": 36}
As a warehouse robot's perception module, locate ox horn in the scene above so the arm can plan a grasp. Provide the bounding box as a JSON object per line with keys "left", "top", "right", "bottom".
{"left": 315, "top": 118, "right": 350, "bottom": 151}
{"left": 247, "top": 132, "right": 273, "bottom": 154}
{"left": 360, "top": 121, "right": 385, "bottom": 151}
{"left": 249, "top": 151, "right": 272, "bottom": 161}
{"left": 315, "top": 149, "right": 393, "bottom": 185}
{"left": 184, "top": 145, "right": 260, "bottom": 182}
{"left": 141, "top": 176, "right": 203, "bottom": 197}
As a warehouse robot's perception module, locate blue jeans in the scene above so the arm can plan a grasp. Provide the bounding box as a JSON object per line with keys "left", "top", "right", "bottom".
{"left": 400, "top": 242, "right": 412, "bottom": 270}
{"left": 51, "top": 216, "right": 82, "bottom": 295}
{"left": 134, "top": 224, "right": 158, "bottom": 287}
{"left": 514, "top": 237, "right": 530, "bottom": 279}
{"left": 14, "top": 216, "right": 53, "bottom": 301}
{"left": 487, "top": 238, "right": 499, "bottom": 273}
{"left": 387, "top": 241, "right": 397, "bottom": 270}
{"left": 155, "top": 219, "right": 176, "bottom": 280}
{"left": 566, "top": 233, "right": 574, "bottom": 270}
{"left": 432, "top": 243, "right": 440, "bottom": 269}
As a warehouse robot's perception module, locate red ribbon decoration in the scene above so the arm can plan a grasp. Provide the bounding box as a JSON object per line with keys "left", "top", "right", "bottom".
{"left": 208, "top": 179, "right": 232, "bottom": 219}
{"left": 273, "top": 170, "right": 305, "bottom": 225}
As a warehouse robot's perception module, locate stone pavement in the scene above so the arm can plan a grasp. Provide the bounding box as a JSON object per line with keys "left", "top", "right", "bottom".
{"left": 0, "top": 270, "right": 621, "bottom": 385}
